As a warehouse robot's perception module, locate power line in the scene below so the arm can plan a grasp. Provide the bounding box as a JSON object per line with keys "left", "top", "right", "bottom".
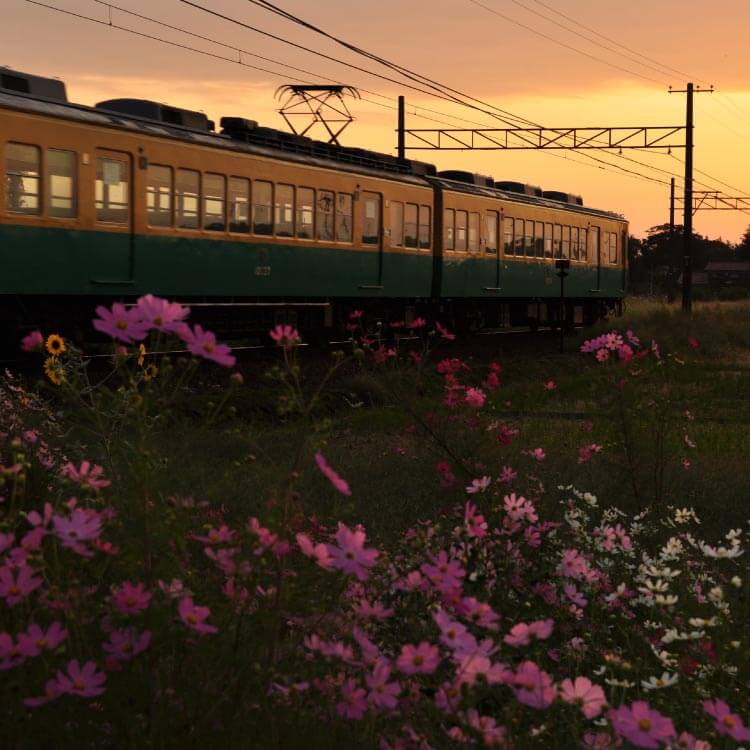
{"left": 463, "top": 0, "right": 667, "bottom": 86}
{"left": 18, "top": 0, "right": 688, "bottom": 191}
{"left": 527, "top": 0, "right": 708, "bottom": 85}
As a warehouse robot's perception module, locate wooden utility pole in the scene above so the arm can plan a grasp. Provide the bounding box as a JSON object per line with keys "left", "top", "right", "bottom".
{"left": 669, "top": 83, "right": 713, "bottom": 313}
{"left": 397, "top": 95, "right": 406, "bottom": 160}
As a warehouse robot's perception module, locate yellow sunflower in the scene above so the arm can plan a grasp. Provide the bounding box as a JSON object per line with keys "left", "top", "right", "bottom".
{"left": 138, "top": 343, "right": 146, "bottom": 367}
{"left": 45, "top": 334, "right": 66, "bottom": 357}
{"left": 43, "top": 356, "right": 65, "bottom": 386}
{"left": 143, "top": 363, "right": 159, "bottom": 382}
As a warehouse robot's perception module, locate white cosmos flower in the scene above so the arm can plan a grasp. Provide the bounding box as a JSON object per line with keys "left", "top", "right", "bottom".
{"left": 641, "top": 672, "right": 678, "bottom": 690}
{"left": 731, "top": 576, "right": 742, "bottom": 588}
{"left": 654, "top": 594, "right": 679, "bottom": 606}
{"left": 701, "top": 544, "right": 743, "bottom": 559}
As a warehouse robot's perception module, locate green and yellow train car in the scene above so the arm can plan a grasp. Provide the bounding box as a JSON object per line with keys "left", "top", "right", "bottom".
{"left": 0, "top": 67, "right": 627, "bottom": 338}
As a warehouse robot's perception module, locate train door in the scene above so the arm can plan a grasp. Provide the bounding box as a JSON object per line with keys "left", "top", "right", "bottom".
{"left": 590, "top": 225, "right": 601, "bottom": 292}
{"left": 482, "top": 209, "right": 502, "bottom": 293}
{"left": 90, "top": 149, "right": 133, "bottom": 286}
{"left": 359, "top": 191, "right": 384, "bottom": 291}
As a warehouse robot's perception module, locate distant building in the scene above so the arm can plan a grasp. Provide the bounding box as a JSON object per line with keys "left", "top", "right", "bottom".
{"left": 704, "top": 261, "right": 750, "bottom": 288}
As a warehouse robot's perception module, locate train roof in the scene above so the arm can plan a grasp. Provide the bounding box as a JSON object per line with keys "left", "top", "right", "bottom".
{"left": 0, "top": 89, "right": 432, "bottom": 187}
{"left": 0, "top": 84, "right": 625, "bottom": 221}
{"left": 428, "top": 176, "right": 625, "bottom": 222}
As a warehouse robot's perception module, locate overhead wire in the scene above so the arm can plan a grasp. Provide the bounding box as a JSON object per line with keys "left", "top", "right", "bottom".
{"left": 17, "top": 0, "right": 700, "bottom": 191}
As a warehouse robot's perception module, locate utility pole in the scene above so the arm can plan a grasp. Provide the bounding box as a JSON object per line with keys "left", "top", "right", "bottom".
{"left": 669, "top": 83, "right": 713, "bottom": 313}
{"left": 668, "top": 177, "right": 675, "bottom": 302}
{"left": 397, "top": 95, "right": 406, "bottom": 160}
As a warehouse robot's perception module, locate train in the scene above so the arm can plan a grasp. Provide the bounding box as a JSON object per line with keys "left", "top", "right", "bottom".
{"left": 0, "top": 66, "right": 628, "bottom": 342}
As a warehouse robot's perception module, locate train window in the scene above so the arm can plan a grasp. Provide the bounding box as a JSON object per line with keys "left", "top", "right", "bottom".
{"left": 455, "top": 211, "right": 468, "bottom": 252}
{"left": 419, "top": 205, "right": 431, "bottom": 250}
{"left": 503, "top": 216, "right": 514, "bottom": 256}
{"left": 571, "top": 227, "right": 579, "bottom": 261}
{"left": 468, "top": 212, "right": 480, "bottom": 253}
{"left": 544, "top": 224, "right": 552, "bottom": 258}
{"left": 297, "top": 187, "right": 314, "bottom": 239}
{"left": 146, "top": 165, "right": 172, "bottom": 227}
{"left": 609, "top": 232, "right": 618, "bottom": 264}
{"left": 513, "top": 218, "right": 524, "bottom": 256}
{"left": 534, "top": 221, "right": 544, "bottom": 258}
{"left": 524, "top": 221, "right": 533, "bottom": 257}
{"left": 444, "top": 208, "right": 455, "bottom": 250}
{"left": 96, "top": 157, "right": 129, "bottom": 224}
{"left": 253, "top": 180, "right": 273, "bottom": 235}
{"left": 485, "top": 211, "right": 498, "bottom": 255}
{"left": 404, "top": 203, "right": 418, "bottom": 248}
{"left": 317, "top": 190, "right": 334, "bottom": 241}
{"left": 390, "top": 201, "right": 403, "bottom": 247}
{"left": 275, "top": 183, "right": 294, "bottom": 237}
{"left": 553, "top": 224, "right": 562, "bottom": 258}
{"left": 591, "top": 226, "right": 600, "bottom": 263}
{"left": 48, "top": 149, "right": 76, "bottom": 219}
{"left": 5, "top": 143, "right": 41, "bottom": 215}
{"left": 562, "top": 226, "right": 571, "bottom": 258}
{"left": 580, "top": 228, "right": 588, "bottom": 261}
{"left": 228, "top": 177, "right": 250, "bottom": 233}
{"left": 174, "top": 169, "right": 199, "bottom": 229}
{"left": 336, "top": 193, "right": 353, "bottom": 242}
{"left": 204, "top": 173, "right": 226, "bottom": 232}
{"left": 362, "top": 192, "right": 381, "bottom": 245}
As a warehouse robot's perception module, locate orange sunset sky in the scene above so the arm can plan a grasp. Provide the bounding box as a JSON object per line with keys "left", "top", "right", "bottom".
{"left": 5, "top": 0, "right": 750, "bottom": 241}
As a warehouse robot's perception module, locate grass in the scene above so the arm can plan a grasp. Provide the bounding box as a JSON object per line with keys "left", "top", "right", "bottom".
{"left": 116, "top": 298, "right": 750, "bottom": 550}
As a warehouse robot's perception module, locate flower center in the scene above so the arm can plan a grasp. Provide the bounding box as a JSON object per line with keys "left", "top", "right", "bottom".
{"left": 723, "top": 716, "right": 737, "bottom": 729}
{"left": 116, "top": 319, "right": 128, "bottom": 330}
{"left": 204, "top": 343, "right": 215, "bottom": 353}
{"left": 72, "top": 679, "right": 85, "bottom": 691}
{"left": 413, "top": 655, "right": 424, "bottom": 666}
{"left": 188, "top": 613, "right": 199, "bottom": 624}
{"left": 126, "top": 596, "right": 136, "bottom": 606}
{"left": 638, "top": 719, "right": 652, "bottom": 732}
{"left": 36, "top": 639, "right": 47, "bottom": 649}
{"left": 9, "top": 585, "right": 20, "bottom": 596}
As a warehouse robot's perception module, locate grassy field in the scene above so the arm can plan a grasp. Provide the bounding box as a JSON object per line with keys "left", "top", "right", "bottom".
{"left": 137, "top": 298, "right": 750, "bottom": 543}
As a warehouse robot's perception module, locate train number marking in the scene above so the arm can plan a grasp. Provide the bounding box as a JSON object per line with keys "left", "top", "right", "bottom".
{"left": 254, "top": 265, "right": 272, "bottom": 277}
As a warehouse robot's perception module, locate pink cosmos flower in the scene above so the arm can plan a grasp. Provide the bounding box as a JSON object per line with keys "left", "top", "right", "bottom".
{"left": 609, "top": 701, "right": 675, "bottom": 749}
{"left": 596, "top": 348, "right": 610, "bottom": 362}
{"left": 497, "top": 425, "right": 519, "bottom": 446}
{"left": 464, "top": 501, "right": 488, "bottom": 538}
{"left": 421, "top": 550, "right": 465, "bottom": 593}
{"left": 21, "top": 330, "right": 44, "bottom": 352}
{"left": 543, "top": 380, "right": 556, "bottom": 391}
{"left": 437, "top": 461, "right": 456, "bottom": 488}
{"left": 366, "top": 662, "right": 400, "bottom": 710}
{"left": 526, "top": 447, "right": 546, "bottom": 461}
{"left": 456, "top": 654, "right": 513, "bottom": 687}
{"left": 113, "top": 581, "right": 152, "bottom": 615}
{"left": 337, "top": 678, "right": 368, "bottom": 719}
{"left": 178, "top": 597, "right": 218, "bottom": 635}
{"left": 689, "top": 336, "right": 699, "bottom": 350}
{"left": 54, "top": 660, "right": 107, "bottom": 698}
{"left": 434, "top": 611, "right": 472, "bottom": 652}
{"left": 315, "top": 451, "right": 351, "bottom": 496}
{"left": 0, "top": 564, "right": 42, "bottom": 606}
{"left": 578, "top": 444, "right": 603, "bottom": 464}
{"left": 703, "top": 699, "right": 750, "bottom": 741}
{"left": 60, "top": 460, "right": 111, "bottom": 490}
{"left": 93, "top": 302, "right": 150, "bottom": 343}
{"left": 504, "top": 619, "right": 554, "bottom": 647}
{"left": 354, "top": 599, "right": 394, "bottom": 619}
{"left": 466, "top": 710, "right": 507, "bottom": 747}
{"left": 269, "top": 324, "right": 302, "bottom": 348}
{"left": 396, "top": 642, "right": 440, "bottom": 675}
{"left": 0, "top": 632, "right": 25, "bottom": 669}
{"left": 326, "top": 523, "right": 379, "bottom": 581}
{"left": 296, "top": 532, "right": 334, "bottom": 569}
{"left": 409, "top": 317, "right": 427, "bottom": 329}
{"left": 103, "top": 628, "right": 152, "bottom": 662}
{"left": 458, "top": 597, "right": 500, "bottom": 630}
{"left": 52, "top": 508, "right": 102, "bottom": 550}
{"left": 192, "top": 525, "right": 235, "bottom": 545}
{"left": 135, "top": 294, "right": 189, "bottom": 332}
{"left": 436, "top": 321, "right": 456, "bottom": 341}
{"left": 560, "top": 676, "right": 607, "bottom": 719}
{"left": 498, "top": 465, "right": 517, "bottom": 483}
{"left": 465, "top": 476, "right": 491, "bottom": 494}
{"left": 180, "top": 324, "right": 236, "bottom": 367}
{"left": 465, "top": 387, "right": 486, "bottom": 408}
{"left": 23, "top": 678, "right": 63, "bottom": 708}
{"left": 17, "top": 622, "right": 68, "bottom": 657}
{"left": 673, "top": 732, "right": 711, "bottom": 750}
{"left": 513, "top": 661, "right": 555, "bottom": 709}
